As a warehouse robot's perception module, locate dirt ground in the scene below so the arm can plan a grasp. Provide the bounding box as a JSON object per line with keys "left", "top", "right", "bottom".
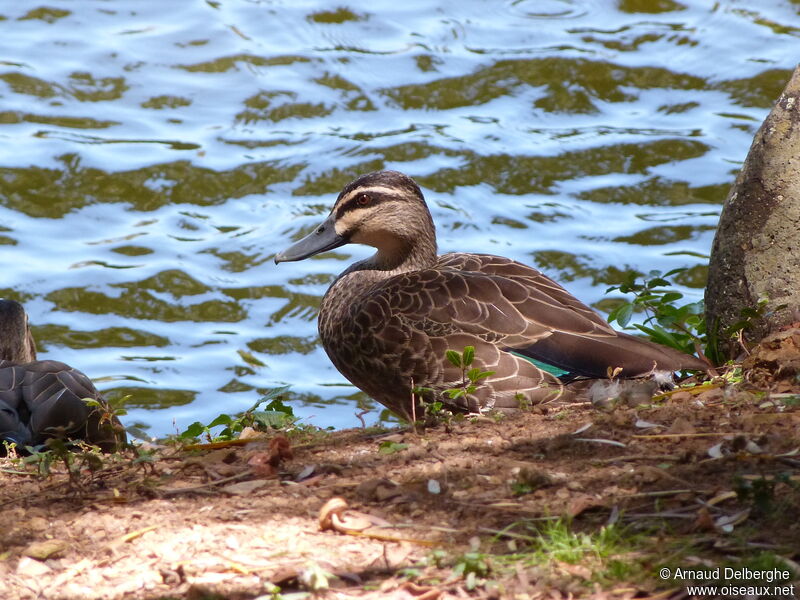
{"left": 1, "top": 330, "right": 800, "bottom": 600}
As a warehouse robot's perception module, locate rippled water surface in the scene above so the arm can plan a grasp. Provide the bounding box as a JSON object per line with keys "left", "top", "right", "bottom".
{"left": 1, "top": 1, "right": 798, "bottom": 436}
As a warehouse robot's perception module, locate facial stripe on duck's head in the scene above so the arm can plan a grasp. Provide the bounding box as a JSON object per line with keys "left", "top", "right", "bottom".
{"left": 274, "top": 170, "right": 437, "bottom": 269}
{"left": 336, "top": 170, "right": 424, "bottom": 209}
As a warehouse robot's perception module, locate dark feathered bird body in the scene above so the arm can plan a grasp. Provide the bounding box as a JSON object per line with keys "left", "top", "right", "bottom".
{"left": 0, "top": 300, "right": 125, "bottom": 451}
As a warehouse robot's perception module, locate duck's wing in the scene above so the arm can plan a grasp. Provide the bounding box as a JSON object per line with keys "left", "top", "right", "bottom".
{"left": 2, "top": 360, "right": 125, "bottom": 450}
{"left": 434, "top": 252, "right": 617, "bottom": 338}
{"left": 367, "top": 253, "right": 703, "bottom": 380}
{"left": 0, "top": 362, "right": 31, "bottom": 447}
{"left": 444, "top": 253, "right": 706, "bottom": 375}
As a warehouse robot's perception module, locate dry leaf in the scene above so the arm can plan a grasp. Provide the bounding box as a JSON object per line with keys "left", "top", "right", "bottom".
{"left": 268, "top": 434, "right": 293, "bottom": 465}
{"left": 706, "top": 491, "right": 737, "bottom": 506}
{"left": 238, "top": 426, "right": 262, "bottom": 440}
{"left": 568, "top": 495, "right": 603, "bottom": 517}
{"left": 667, "top": 417, "right": 696, "bottom": 435}
{"left": 692, "top": 507, "right": 716, "bottom": 532}
{"left": 247, "top": 453, "right": 277, "bottom": 478}
{"left": 319, "top": 497, "right": 349, "bottom": 532}
{"left": 318, "top": 497, "right": 387, "bottom": 534}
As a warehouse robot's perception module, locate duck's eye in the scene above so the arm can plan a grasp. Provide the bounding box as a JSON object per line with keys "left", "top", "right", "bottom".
{"left": 356, "top": 194, "right": 371, "bottom": 206}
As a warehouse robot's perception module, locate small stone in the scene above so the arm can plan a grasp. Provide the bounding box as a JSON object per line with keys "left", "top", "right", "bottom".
{"left": 221, "top": 479, "right": 270, "bottom": 496}
{"left": 27, "top": 517, "right": 48, "bottom": 532}
{"left": 16, "top": 556, "right": 52, "bottom": 576}
{"left": 23, "top": 539, "right": 69, "bottom": 560}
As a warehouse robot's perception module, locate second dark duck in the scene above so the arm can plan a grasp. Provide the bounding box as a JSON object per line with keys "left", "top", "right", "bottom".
{"left": 0, "top": 299, "right": 125, "bottom": 452}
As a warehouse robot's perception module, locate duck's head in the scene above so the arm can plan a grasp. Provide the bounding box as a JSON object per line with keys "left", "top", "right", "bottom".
{"left": 275, "top": 170, "right": 437, "bottom": 269}
{"left": 0, "top": 299, "right": 37, "bottom": 363}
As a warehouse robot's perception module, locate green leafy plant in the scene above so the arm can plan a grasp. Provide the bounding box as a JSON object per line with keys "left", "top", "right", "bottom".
{"left": 422, "top": 549, "right": 492, "bottom": 591}
{"left": 734, "top": 475, "right": 778, "bottom": 516}
{"left": 178, "top": 386, "right": 294, "bottom": 442}
{"left": 606, "top": 268, "right": 784, "bottom": 364}
{"left": 21, "top": 438, "right": 104, "bottom": 486}
{"left": 410, "top": 346, "right": 494, "bottom": 423}
{"left": 444, "top": 346, "right": 495, "bottom": 402}
{"left": 452, "top": 552, "right": 492, "bottom": 591}
{"left": 606, "top": 268, "right": 706, "bottom": 358}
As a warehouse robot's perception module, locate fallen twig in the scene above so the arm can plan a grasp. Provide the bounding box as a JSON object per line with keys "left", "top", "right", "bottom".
{"left": 594, "top": 453, "right": 680, "bottom": 464}
{"left": 110, "top": 525, "right": 159, "bottom": 547}
{"left": 632, "top": 432, "right": 737, "bottom": 439}
{"left": 159, "top": 469, "right": 252, "bottom": 496}
{"left": 622, "top": 489, "right": 694, "bottom": 498}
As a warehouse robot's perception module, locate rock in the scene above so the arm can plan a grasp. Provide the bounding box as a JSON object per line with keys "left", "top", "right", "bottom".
{"left": 221, "top": 479, "right": 271, "bottom": 496}
{"left": 706, "top": 66, "right": 800, "bottom": 358}
{"left": 16, "top": 556, "right": 52, "bottom": 577}
{"left": 23, "top": 539, "right": 69, "bottom": 560}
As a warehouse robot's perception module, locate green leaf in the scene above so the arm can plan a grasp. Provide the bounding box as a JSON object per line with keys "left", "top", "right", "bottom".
{"left": 208, "top": 414, "right": 233, "bottom": 428}
{"left": 264, "top": 397, "right": 294, "bottom": 417}
{"left": 253, "top": 410, "right": 294, "bottom": 429}
{"left": 660, "top": 291, "right": 684, "bottom": 303}
{"left": 646, "top": 278, "right": 670, "bottom": 288}
{"left": 462, "top": 346, "right": 475, "bottom": 367}
{"left": 428, "top": 400, "right": 444, "bottom": 414}
{"left": 446, "top": 350, "right": 462, "bottom": 368}
{"left": 179, "top": 422, "right": 208, "bottom": 439}
{"left": 612, "top": 302, "right": 634, "bottom": 328}
{"left": 260, "top": 385, "right": 291, "bottom": 402}
{"left": 635, "top": 324, "right": 682, "bottom": 351}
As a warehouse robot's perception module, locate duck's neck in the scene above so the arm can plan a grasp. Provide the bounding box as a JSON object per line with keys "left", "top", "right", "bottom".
{"left": 346, "top": 229, "right": 437, "bottom": 278}
{"left": 345, "top": 209, "right": 438, "bottom": 277}
{"left": 0, "top": 329, "right": 36, "bottom": 363}
{"left": 374, "top": 235, "right": 437, "bottom": 272}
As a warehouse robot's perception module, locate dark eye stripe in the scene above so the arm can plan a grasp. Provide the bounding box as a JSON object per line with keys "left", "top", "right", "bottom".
{"left": 335, "top": 191, "right": 382, "bottom": 218}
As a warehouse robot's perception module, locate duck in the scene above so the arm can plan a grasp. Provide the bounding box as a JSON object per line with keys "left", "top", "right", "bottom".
{"left": 0, "top": 299, "right": 126, "bottom": 452}
{"left": 275, "top": 170, "right": 706, "bottom": 419}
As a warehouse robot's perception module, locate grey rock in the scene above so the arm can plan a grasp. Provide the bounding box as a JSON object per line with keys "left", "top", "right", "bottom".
{"left": 706, "top": 65, "right": 800, "bottom": 358}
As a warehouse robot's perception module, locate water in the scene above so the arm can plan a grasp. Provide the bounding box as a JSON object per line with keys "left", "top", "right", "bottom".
{"left": 0, "top": 0, "right": 797, "bottom": 437}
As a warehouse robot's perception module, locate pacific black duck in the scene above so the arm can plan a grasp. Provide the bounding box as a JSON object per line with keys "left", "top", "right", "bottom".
{"left": 0, "top": 299, "right": 125, "bottom": 451}
{"left": 275, "top": 170, "right": 706, "bottom": 418}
